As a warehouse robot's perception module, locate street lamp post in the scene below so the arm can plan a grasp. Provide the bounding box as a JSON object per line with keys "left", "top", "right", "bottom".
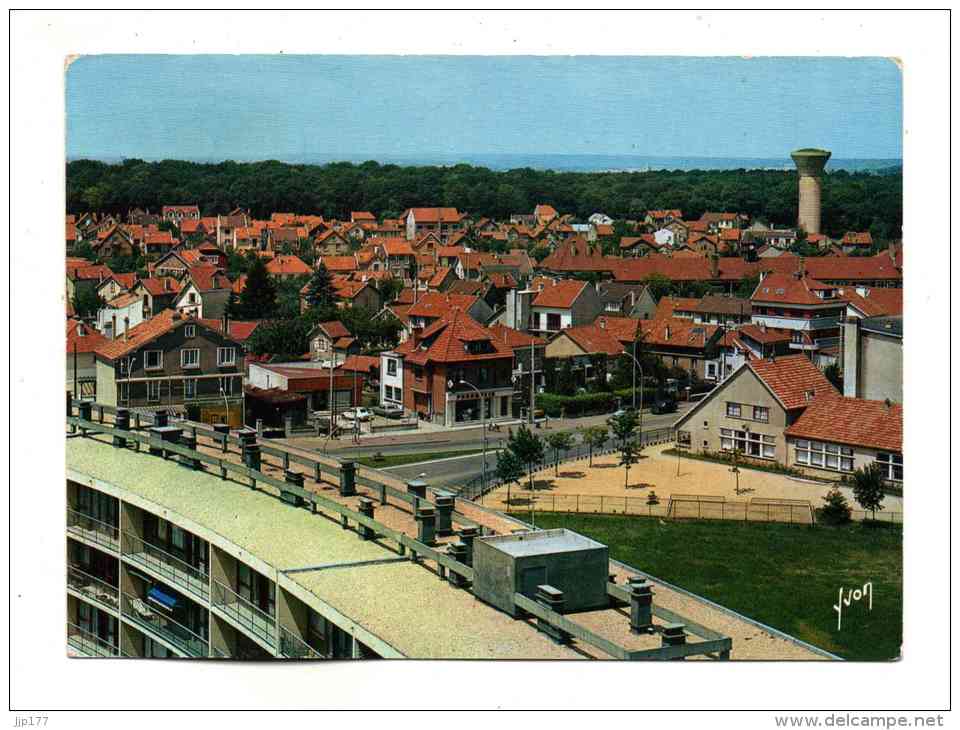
{"left": 458, "top": 379, "right": 487, "bottom": 497}
{"left": 620, "top": 351, "right": 645, "bottom": 443}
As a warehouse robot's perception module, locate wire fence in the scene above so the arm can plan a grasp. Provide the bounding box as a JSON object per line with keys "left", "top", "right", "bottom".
{"left": 457, "top": 427, "right": 675, "bottom": 502}
{"left": 498, "top": 492, "right": 903, "bottom": 526}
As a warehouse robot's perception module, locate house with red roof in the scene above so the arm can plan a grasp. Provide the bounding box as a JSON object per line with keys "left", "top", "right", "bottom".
{"left": 545, "top": 323, "right": 626, "bottom": 387}
{"left": 528, "top": 278, "right": 603, "bottom": 336}
{"left": 162, "top": 205, "right": 200, "bottom": 225}
{"left": 66, "top": 318, "right": 109, "bottom": 400}
{"left": 403, "top": 207, "right": 466, "bottom": 243}
{"left": 407, "top": 291, "right": 494, "bottom": 331}
{"left": 840, "top": 231, "right": 874, "bottom": 254}
{"left": 382, "top": 307, "right": 515, "bottom": 426}
{"left": 784, "top": 396, "right": 902, "bottom": 484}
{"left": 306, "top": 321, "right": 357, "bottom": 364}
{"left": 93, "top": 309, "right": 245, "bottom": 423}
{"left": 750, "top": 270, "right": 846, "bottom": 366}
{"left": 266, "top": 254, "right": 312, "bottom": 280}
{"left": 131, "top": 276, "right": 181, "bottom": 317}
{"left": 675, "top": 353, "right": 840, "bottom": 466}
{"left": 172, "top": 266, "right": 233, "bottom": 320}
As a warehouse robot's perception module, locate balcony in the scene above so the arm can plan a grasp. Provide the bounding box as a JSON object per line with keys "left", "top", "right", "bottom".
{"left": 67, "top": 508, "right": 119, "bottom": 554}
{"left": 211, "top": 579, "right": 276, "bottom": 652}
{"left": 120, "top": 592, "right": 208, "bottom": 658}
{"left": 67, "top": 566, "right": 119, "bottom": 614}
{"left": 121, "top": 533, "right": 209, "bottom": 603}
{"left": 66, "top": 621, "right": 120, "bottom": 657}
{"left": 751, "top": 314, "right": 840, "bottom": 331}
{"left": 279, "top": 625, "right": 324, "bottom": 659}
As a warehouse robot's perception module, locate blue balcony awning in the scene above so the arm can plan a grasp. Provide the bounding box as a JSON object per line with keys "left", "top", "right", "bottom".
{"left": 147, "top": 586, "right": 178, "bottom": 611}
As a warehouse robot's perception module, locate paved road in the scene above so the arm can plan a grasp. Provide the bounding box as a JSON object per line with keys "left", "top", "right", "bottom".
{"left": 380, "top": 405, "right": 694, "bottom": 488}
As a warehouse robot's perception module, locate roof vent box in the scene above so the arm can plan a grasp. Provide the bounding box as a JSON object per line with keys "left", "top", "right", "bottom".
{"left": 472, "top": 529, "right": 609, "bottom": 617}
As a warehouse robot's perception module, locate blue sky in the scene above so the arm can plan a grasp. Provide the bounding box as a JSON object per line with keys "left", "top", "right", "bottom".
{"left": 66, "top": 55, "right": 902, "bottom": 161}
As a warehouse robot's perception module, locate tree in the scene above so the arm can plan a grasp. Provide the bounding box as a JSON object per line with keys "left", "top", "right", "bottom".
{"left": 736, "top": 273, "right": 760, "bottom": 300}
{"left": 245, "top": 317, "right": 313, "bottom": 359}
{"left": 72, "top": 288, "right": 105, "bottom": 319}
{"left": 824, "top": 363, "right": 843, "bottom": 391}
{"left": 303, "top": 261, "right": 336, "bottom": 310}
{"left": 506, "top": 424, "right": 545, "bottom": 492}
{"left": 238, "top": 257, "right": 277, "bottom": 319}
{"left": 556, "top": 358, "right": 576, "bottom": 396}
{"left": 581, "top": 425, "right": 608, "bottom": 467}
{"left": 818, "top": 487, "right": 853, "bottom": 525}
{"left": 609, "top": 408, "right": 639, "bottom": 447}
{"left": 545, "top": 431, "right": 575, "bottom": 477}
{"left": 619, "top": 440, "right": 641, "bottom": 488}
{"left": 642, "top": 273, "right": 673, "bottom": 301}
{"left": 224, "top": 290, "right": 241, "bottom": 320}
{"left": 495, "top": 449, "right": 525, "bottom": 507}
{"left": 851, "top": 463, "right": 886, "bottom": 520}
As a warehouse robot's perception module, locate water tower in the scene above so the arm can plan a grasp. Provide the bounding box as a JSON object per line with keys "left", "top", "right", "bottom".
{"left": 790, "top": 148, "right": 831, "bottom": 235}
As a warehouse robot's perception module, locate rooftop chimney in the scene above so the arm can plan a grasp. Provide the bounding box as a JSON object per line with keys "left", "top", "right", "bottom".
{"left": 664, "top": 325, "right": 671, "bottom": 340}
{"left": 123, "top": 317, "right": 129, "bottom": 342}
{"left": 111, "top": 314, "right": 117, "bottom": 340}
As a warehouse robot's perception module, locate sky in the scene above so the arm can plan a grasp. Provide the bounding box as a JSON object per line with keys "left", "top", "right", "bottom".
{"left": 66, "top": 55, "right": 902, "bottom": 162}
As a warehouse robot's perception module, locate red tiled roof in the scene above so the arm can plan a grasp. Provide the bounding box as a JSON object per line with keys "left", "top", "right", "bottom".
{"left": 427, "top": 266, "right": 453, "bottom": 288}
{"left": 839, "top": 287, "right": 903, "bottom": 317}
{"left": 530, "top": 279, "right": 587, "bottom": 309}
{"left": 555, "top": 324, "right": 625, "bottom": 357}
{"left": 66, "top": 318, "right": 109, "bottom": 354}
{"left": 653, "top": 296, "right": 701, "bottom": 319}
{"left": 320, "top": 255, "right": 358, "bottom": 272}
{"left": 595, "top": 315, "right": 642, "bottom": 344}
{"left": 749, "top": 354, "right": 840, "bottom": 410}
{"left": 66, "top": 222, "right": 77, "bottom": 241}
{"left": 486, "top": 272, "right": 518, "bottom": 289}
{"left": 395, "top": 308, "right": 512, "bottom": 365}
{"left": 540, "top": 237, "right": 619, "bottom": 273}
{"left": 198, "top": 318, "right": 261, "bottom": 342}
{"left": 404, "top": 207, "right": 463, "bottom": 223}
{"left": 351, "top": 211, "right": 376, "bottom": 222}
{"left": 137, "top": 276, "right": 180, "bottom": 296}
{"left": 620, "top": 235, "right": 657, "bottom": 250}
{"left": 447, "top": 280, "right": 486, "bottom": 296}
{"left": 647, "top": 209, "right": 682, "bottom": 219}
{"left": 751, "top": 272, "right": 836, "bottom": 306}
{"left": 315, "top": 321, "right": 351, "bottom": 339}
{"left": 595, "top": 224, "right": 615, "bottom": 236}
{"left": 738, "top": 324, "right": 792, "bottom": 345}
{"left": 67, "top": 263, "right": 113, "bottom": 281}
{"left": 841, "top": 231, "right": 874, "bottom": 246}
{"left": 96, "top": 309, "right": 187, "bottom": 361}
{"left": 187, "top": 266, "right": 231, "bottom": 292}
{"left": 266, "top": 255, "right": 311, "bottom": 276}
{"left": 337, "top": 354, "right": 380, "bottom": 373}
{"left": 785, "top": 397, "right": 901, "bottom": 452}
{"left": 640, "top": 318, "right": 720, "bottom": 349}
{"left": 488, "top": 323, "right": 545, "bottom": 348}
{"left": 408, "top": 292, "right": 480, "bottom": 319}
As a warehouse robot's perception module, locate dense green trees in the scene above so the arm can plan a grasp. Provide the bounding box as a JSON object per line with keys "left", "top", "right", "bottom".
{"left": 66, "top": 159, "right": 902, "bottom": 239}
{"left": 236, "top": 258, "right": 277, "bottom": 319}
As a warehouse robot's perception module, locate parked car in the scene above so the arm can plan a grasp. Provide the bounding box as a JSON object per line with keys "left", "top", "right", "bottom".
{"left": 650, "top": 398, "right": 678, "bottom": 415}
{"left": 341, "top": 407, "right": 373, "bottom": 422}
{"left": 373, "top": 403, "right": 404, "bottom": 419}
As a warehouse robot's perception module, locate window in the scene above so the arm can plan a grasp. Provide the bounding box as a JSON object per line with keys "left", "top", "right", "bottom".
{"left": 147, "top": 380, "right": 161, "bottom": 402}
{"left": 876, "top": 452, "right": 903, "bottom": 482}
{"left": 706, "top": 362, "right": 718, "bottom": 379}
{"left": 188, "top": 293, "right": 197, "bottom": 304}
{"left": 119, "top": 359, "right": 129, "bottom": 376}
{"left": 219, "top": 376, "right": 233, "bottom": 396}
{"left": 720, "top": 429, "right": 776, "bottom": 459}
{"left": 386, "top": 359, "right": 397, "bottom": 377}
{"left": 546, "top": 313, "right": 562, "bottom": 331}
{"left": 145, "top": 350, "right": 163, "bottom": 370}
{"left": 181, "top": 348, "right": 200, "bottom": 369}
{"left": 532, "top": 312, "right": 542, "bottom": 330}
{"left": 318, "top": 338, "right": 328, "bottom": 352}
{"left": 726, "top": 402, "right": 741, "bottom": 418}
{"left": 118, "top": 382, "right": 129, "bottom": 402}
{"left": 795, "top": 440, "right": 855, "bottom": 473}
{"left": 184, "top": 325, "right": 196, "bottom": 338}
{"left": 217, "top": 347, "right": 236, "bottom": 367}
{"left": 753, "top": 406, "right": 769, "bottom": 423}
{"left": 184, "top": 378, "right": 197, "bottom": 399}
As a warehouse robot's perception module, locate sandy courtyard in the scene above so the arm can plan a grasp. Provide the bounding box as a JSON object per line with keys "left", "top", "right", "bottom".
{"left": 481, "top": 443, "right": 903, "bottom": 524}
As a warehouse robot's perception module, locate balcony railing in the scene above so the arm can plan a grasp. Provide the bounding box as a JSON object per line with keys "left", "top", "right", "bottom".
{"left": 121, "top": 533, "right": 209, "bottom": 603}
{"left": 212, "top": 579, "right": 276, "bottom": 651}
{"left": 279, "top": 625, "right": 324, "bottom": 659}
{"left": 66, "top": 621, "right": 120, "bottom": 657}
{"left": 67, "top": 508, "right": 120, "bottom": 553}
{"left": 120, "top": 592, "right": 207, "bottom": 658}
{"left": 67, "top": 566, "right": 119, "bottom": 613}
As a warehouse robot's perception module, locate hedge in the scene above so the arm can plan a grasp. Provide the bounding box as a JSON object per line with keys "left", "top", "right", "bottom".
{"left": 535, "top": 388, "right": 660, "bottom": 418}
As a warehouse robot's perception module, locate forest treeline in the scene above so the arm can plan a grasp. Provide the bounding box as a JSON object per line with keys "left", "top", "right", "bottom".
{"left": 66, "top": 158, "right": 902, "bottom": 240}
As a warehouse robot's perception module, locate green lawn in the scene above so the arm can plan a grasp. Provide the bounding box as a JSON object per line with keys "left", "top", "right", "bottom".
{"left": 356, "top": 449, "right": 484, "bottom": 469}
{"left": 524, "top": 513, "right": 902, "bottom": 661}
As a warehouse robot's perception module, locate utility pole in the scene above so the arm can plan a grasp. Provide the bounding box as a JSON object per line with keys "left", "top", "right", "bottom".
{"left": 529, "top": 337, "right": 536, "bottom": 425}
